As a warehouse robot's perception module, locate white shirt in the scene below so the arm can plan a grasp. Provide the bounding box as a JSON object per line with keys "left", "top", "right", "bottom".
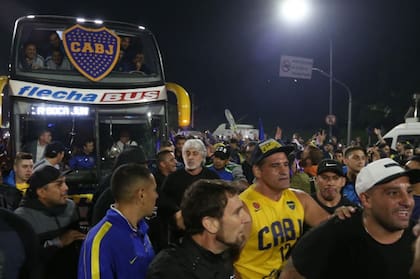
{"left": 36, "top": 142, "right": 46, "bottom": 163}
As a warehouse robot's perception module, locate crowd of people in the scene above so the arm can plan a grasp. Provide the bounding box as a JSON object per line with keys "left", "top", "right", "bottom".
{"left": 20, "top": 32, "right": 71, "bottom": 71}
{"left": 1, "top": 126, "right": 420, "bottom": 279}
{"left": 19, "top": 32, "right": 149, "bottom": 74}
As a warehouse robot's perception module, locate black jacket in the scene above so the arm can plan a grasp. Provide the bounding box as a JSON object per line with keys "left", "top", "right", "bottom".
{"left": 146, "top": 236, "right": 235, "bottom": 279}
{"left": 0, "top": 208, "right": 41, "bottom": 279}
{"left": 158, "top": 168, "right": 219, "bottom": 246}
{"left": 15, "top": 197, "right": 81, "bottom": 279}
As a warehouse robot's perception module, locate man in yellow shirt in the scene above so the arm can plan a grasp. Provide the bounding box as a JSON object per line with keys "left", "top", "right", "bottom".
{"left": 234, "top": 139, "right": 334, "bottom": 279}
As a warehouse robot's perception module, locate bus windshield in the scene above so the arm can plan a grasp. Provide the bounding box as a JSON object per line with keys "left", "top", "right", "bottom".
{"left": 12, "top": 16, "right": 163, "bottom": 87}
{"left": 4, "top": 15, "right": 176, "bottom": 179}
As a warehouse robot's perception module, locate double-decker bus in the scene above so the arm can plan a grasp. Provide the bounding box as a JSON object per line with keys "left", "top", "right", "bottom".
{"left": 0, "top": 15, "right": 190, "bottom": 194}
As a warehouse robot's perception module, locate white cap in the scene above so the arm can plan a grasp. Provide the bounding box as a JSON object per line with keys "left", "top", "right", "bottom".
{"left": 356, "top": 158, "right": 419, "bottom": 196}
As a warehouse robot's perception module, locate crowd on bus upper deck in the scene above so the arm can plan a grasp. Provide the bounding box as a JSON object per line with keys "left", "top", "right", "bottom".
{"left": 1, "top": 124, "right": 420, "bottom": 278}
{"left": 19, "top": 36, "right": 71, "bottom": 71}
{"left": 18, "top": 32, "right": 150, "bottom": 73}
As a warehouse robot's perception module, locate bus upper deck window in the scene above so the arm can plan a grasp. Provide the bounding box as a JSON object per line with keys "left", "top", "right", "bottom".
{"left": 114, "top": 35, "right": 150, "bottom": 74}
{"left": 45, "top": 49, "right": 71, "bottom": 70}
{"left": 20, "top": 42, "right": 45, "bottom": 70}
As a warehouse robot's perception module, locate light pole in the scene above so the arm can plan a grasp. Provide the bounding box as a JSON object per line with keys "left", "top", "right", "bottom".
{"left": 328, "top": 39, "right": 333, "bottom": 138}
{"left": 313, "top": 67, "right": 352, "bottom": 146}
{"left": 279, "top": 0, "right": 334, "bottom": 138}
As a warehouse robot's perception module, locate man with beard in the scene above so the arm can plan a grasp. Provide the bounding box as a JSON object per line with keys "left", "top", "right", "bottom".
{"left": 312, "top": 159, "right": 357, "bottom": 214}
{"left": 300, "top": 144, "right": 324, "bottom": 194}
{"left": 281, "top": 158, "right": 420, "bottom": 279}
{"left": 234, "top": 139, "right": 339, "bottom": 279}
{"left": 158, "top": 139, "right": 219, "bottom": 247}
{"left": 146, "top": 179, "right": 250, "bottom": 278}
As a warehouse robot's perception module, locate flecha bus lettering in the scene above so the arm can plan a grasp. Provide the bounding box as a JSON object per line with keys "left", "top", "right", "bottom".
{"left": 101, "top": 93, "right": 122, "bottom": 102}
{"left": 143, "top": 91, "right": 160, "bottom": 99}
{"left": 15, "top": 86, "right": 98, "bottom": 103}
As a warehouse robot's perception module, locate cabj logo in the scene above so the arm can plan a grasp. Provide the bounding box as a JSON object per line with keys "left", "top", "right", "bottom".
{"left": 286, "top": 201, "right": 296, "bottom": 210}
{"left": 63, "top": 24, "right": 120, "bottom": 82}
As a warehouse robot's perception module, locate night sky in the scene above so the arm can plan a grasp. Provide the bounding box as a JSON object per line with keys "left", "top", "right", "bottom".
{"left": 1, "top": 0, "right": 420, "bottom": 142}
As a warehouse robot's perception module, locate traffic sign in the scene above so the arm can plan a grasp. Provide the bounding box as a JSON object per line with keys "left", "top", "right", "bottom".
{"left": 325, "top": 114, "right": 336, "bottom": 126}
{"left": 279, "top": 55, "right": 313, "bottom": 80}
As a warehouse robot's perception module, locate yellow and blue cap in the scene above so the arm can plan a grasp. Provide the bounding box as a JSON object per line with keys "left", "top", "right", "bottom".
{"left": 251, "top": 139, "right": 295, "bottom": 166}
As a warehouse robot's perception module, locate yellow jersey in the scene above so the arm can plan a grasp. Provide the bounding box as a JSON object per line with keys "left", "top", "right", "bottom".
{"left": 16, "top": 182, "right": 29, "bottom": 194}
{"left": 234, "top": 185, "right": 304, "bottom": 279}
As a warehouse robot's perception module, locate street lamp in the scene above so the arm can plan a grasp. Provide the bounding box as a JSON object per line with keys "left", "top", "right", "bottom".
{"left": 279, "top": 0, "right": 311, "bottom": 24}
{"left": 313, "top": 67, "right": 352, "bottom": 146}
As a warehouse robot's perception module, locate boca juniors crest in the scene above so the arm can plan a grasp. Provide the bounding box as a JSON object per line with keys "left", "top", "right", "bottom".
{"left": 63, "top": 24, "right": 120, "bottom": 82}
{"left": 286, "top": 201, "right": 296, "bottom": 210}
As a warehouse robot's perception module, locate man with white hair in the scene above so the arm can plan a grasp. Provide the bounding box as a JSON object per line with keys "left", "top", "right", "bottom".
{"left": 280, "top": 158, "right": 420, "bottom": 279}
{"left": 158, "top": 139, "right": 219, "bottom": 247}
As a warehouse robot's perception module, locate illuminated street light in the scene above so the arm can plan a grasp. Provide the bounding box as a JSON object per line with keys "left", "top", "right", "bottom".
{"left": 279, "top": 0, "right": 311, "bottom": 24}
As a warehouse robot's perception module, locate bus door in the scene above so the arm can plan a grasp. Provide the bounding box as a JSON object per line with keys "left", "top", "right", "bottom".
{"left": 96, "top": 102, "right": 167, "bottom": 174}
{"left": 11, "top": 99, "right": 97, "bottom": 191}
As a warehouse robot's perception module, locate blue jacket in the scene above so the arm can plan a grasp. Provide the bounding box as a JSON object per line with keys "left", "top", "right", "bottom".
{"left": 342, "top": 181, "right": 361, "bottom": 206}
{"left": 207, "top": 165, "right": 234, "bottom": 181}
{"left": 3, "top": 170, "right": 16, "bottom": 187}
{"left": 78, "top": 207, "right": 155, "bottom": 279}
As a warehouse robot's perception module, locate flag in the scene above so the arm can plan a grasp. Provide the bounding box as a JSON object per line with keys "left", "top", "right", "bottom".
{"left": 205, "top": 130, "right": 216, "bottom": 145}
{"left": 169, "top": 130, "right": 175, "bottom": 144}
{"left": 258, "top": 118, "right": 265, "bottom": 141}
{"left": 155, "top": 139, "right": 161, "bottom": 153}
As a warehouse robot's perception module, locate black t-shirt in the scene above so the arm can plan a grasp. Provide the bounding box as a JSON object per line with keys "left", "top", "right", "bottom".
{"left": 147, "top": 236, "right": 234, "bottom": 279}
{"left": 159, "top": 168, "right": 219, "bottom": 217}
{"left": 292, "top": 210, "right": 416, "bottom": 279}
{"left": 158, "top": 168, "right": 219, "bottom": 245}
{"left": 241, "top": 161, "right": 254, "bottom": 185}
{"left": 311, "top": 193, "right": 357, "bottom": 214}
